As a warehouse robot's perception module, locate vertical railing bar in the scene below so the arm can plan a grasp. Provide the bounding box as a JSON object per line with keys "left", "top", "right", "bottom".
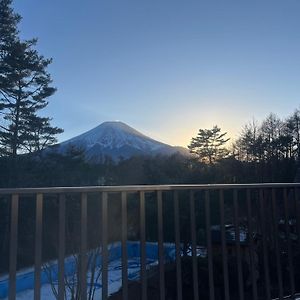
{"left": 34, "top": 193, "right": 43, "bottom": 300}
{"left": 295, "top": 188, "right": 300, "bottom": 250}
{"left": 174, "top": 191, "right": 182, "bottom": 300}
{"left": 58, "top": 194, "right": 66, "bottom": 300}
{"left": 271, "top": 189, "right": 283, "bottom": 300}
{"left": 157, "top": 190, "right": 165, "bottom": 300}
{"left": 246, "top": 189, "right": 258, "bottom": 300}
{"left": 9, "top": 194, "right": 19, "bottom": 300}
{"left": 259, "top": 189, "right": 271, "bottom": 300}
{"left": 121, "top": 192, "right": 128, "bottom": 300}
{"left": 219, "top": 190, "right": 230, "bottom": 300}
{"left": 80, "top": 193, "right": 87, "bottom": 300}
{"left": 190, "top": 191, "right": 199, "bottom": 300}
{"left": 102, "top": 192, "right": 108, "bottom": 300}
{"left": 283, "top": 188, "right": 295, "bottom": 297}
{"left": 233, "top": 189, "right": 244, "bottom": 300}
{"left": 140, "top": 191, "right": 147, "bottom": 300}
{"left": 205, "top": 190, "right": 215, "bottom": 300}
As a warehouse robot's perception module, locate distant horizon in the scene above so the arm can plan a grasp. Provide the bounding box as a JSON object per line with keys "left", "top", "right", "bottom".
{"left": 56, "top": 109, "right": 298, "bottom": 148}
{"left": 58, "top": 118, "right": 236, "bottom": 148}
{"left": 13, "top": 0, "right": 300, "bottom": 147}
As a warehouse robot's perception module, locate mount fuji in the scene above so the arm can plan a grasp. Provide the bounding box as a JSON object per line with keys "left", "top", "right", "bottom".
{"left": 56, "top": 121, "right": 189, "bottom": 162}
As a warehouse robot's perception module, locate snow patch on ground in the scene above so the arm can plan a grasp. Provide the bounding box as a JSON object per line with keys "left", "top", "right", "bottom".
{"left": 0, "top": 242, "right": 174, "bottom": 300}
{"left": 10, "top": 257, "right": 157, "bottom": 300}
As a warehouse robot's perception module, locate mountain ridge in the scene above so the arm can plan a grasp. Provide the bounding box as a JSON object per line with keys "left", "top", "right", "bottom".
{"left": 56, "top": 121, "right": 189, "bottom": 162}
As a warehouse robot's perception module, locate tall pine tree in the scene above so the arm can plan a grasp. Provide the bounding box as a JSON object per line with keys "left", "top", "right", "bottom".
{"left": 188, "top": 125, "right": 230, "bottom": 164}
{"left": 0, "top": 0, "right": 19, "bottom": 46}
{"left": 0, "top": 0, "right": 62, "bottom": 157}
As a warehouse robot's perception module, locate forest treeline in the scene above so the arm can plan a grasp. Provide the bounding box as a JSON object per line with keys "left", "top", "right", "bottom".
{"left": 1, "top": 0, "right": 300, "bottom": 188}
{"left": 0, "top": 109, "right": 300, "bottom": 188}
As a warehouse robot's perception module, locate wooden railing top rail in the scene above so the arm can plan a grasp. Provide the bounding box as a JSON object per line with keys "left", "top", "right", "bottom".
{"left": 1, "top": 182, "right": 300, "bottom": 194}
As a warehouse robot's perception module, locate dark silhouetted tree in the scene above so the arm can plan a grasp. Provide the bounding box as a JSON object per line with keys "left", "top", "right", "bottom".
{"left": 234, "top": 120, "right": 264, "bottom": 162}
{"left": 188, "top": 125, "right": 230, "bottom": 164}
{"left": 0, "top": 0, "right": 62, "bottom": 158}
{"left": 260, "top": 113, "right": 283, "bottom": 160}
{"left": 286, "top": 108, "right": 300, "bottom": 158}
{"left": 0, "top": 0, "right": 19, "bottom": 47}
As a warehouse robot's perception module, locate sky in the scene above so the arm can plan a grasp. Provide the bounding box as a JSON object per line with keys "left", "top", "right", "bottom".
{"left": 13, "top": 0, "right": 300, "bottom": 147}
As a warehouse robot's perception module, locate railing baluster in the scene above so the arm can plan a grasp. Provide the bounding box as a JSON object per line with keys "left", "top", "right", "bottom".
{"left": 233, "top": 189, "right": 244, "bottom": 300}
{"left": 271, "top": 189, "right": 283, "bottom": 300}
{"left": 190, "top": 191, "right": 199, "bottom": 300}
{"left": 174, "top": 191, "right": 182, "bottom": 300}
{"left": 259, "top": 189, "right": 271, "bottom": 300}
{"left": 157, "top": 190, "right": 165, "bottom": 300}
{"left": 3, "top": 183, "right": 300, "bottom": 300}
{"left": 102, "top": 192, "right": 108, "bottom": 300}
{"left": 80, "top": 193, "right": 87, "bottom": 300}
{"left": 58, "top": 194, "right": 66, "bottom": 300}
{"left": 9, "top": 194, "right": 19, "bottom": 300}
{"left": 34, "top": 193, "right": 43, "bottom": 300}
{"left": 140, "top": 191, "right": 147, "bottom": 300}
{"left": 219, "top": 190, "right": 230, "bottom": 300}
{"left": 121, "top": 192, "right": 128, "bottom": 300}
{"left": 283, "top": 188, "right": 295, "bottom": 297}
{"left": 246, "top": 189, "right": 258, "bottom": 300}
{"left": 296, "top": 188, "right": 300, "bottom": 250}
{"left": 205, "top": 190, "right": 215, "bottom": 300}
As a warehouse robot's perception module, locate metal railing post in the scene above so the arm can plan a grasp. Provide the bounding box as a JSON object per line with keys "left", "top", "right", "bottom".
{"left": 121, "top": 192, "right": 128, "bottom": 300}
{"left": 259, "top": 189, "right": 271, "bottom": 300}
{"left": 247, "top": 189, "right": 258, "bottom": 300}
{"left": 80, "top": 193, "right": 87, "bottom": 300}
{"left": 174, "top": 191, "right": 182, "bottom": 300}
{"left": 34, "top": 193, "right": 43, "bottom": 300}
{"left": 102, "top": 192, "right": 108, "bottom": 300}
{"left": 190, "top": 191, "right": 199, "bottom": 300}
{"left": 157, "top": 190, "right": 165, "bottom": 300}
{"left": 284, "top": 189, "right": 295, "bottom": 298}
{"left": 233, "top": 189, "right": 244, "bottom": 300}
{"left": 205, "top": 190, "right": 215, "bottom": 300}
{"left": 140, "top": 191, "right": 147, "bottom": 300}
{"left": 219, "top": 190, "right": 230, "bottom": 300}
{"left": 58, "top": 194, "right": 66, "bottom": 300}
{"left": 271, "top": 189, "right": 283, "bottom": 300}
{"left": 9, "top": 194, "right": 19, "bottom": 300}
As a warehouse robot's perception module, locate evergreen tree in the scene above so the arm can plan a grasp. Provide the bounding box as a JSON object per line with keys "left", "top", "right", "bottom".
{"left": 286, "top": 108, "right": 300, "bottom": 158}
{"left": 260, "top": 113, "right": 283, "bottom": 160}
{"left": 0, "top": 0, "right": 19, "bottom": 47}
{"left": 0, "top": 0, "right": 19, "bottom": 154}
{"left": 188, "top": 125, "right": 230, "bottom": 164}
{"left": 0, "top": 0, "right": 62, "bottom": 157}
{"left": 235, "top": 120, "right": 264, "bottom": 162}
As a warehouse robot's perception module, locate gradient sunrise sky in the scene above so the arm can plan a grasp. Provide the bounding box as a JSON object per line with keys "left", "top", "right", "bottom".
{"left": 13, "top": 0, "right": 300, "bottom": 147}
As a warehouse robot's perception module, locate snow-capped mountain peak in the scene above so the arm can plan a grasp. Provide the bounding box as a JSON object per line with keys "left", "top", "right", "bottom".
{"left": 58, "top": 121, "right": 189, "bottom": 162}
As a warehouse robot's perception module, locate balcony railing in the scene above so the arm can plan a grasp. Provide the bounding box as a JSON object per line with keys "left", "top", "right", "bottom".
{"left": 1, "top": 183, "right": 300, "bottom": 300}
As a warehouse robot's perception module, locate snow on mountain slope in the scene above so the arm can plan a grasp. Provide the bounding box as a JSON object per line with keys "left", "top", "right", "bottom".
{"left": 57, "top": 121, "right": 189, "bottom": 161}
